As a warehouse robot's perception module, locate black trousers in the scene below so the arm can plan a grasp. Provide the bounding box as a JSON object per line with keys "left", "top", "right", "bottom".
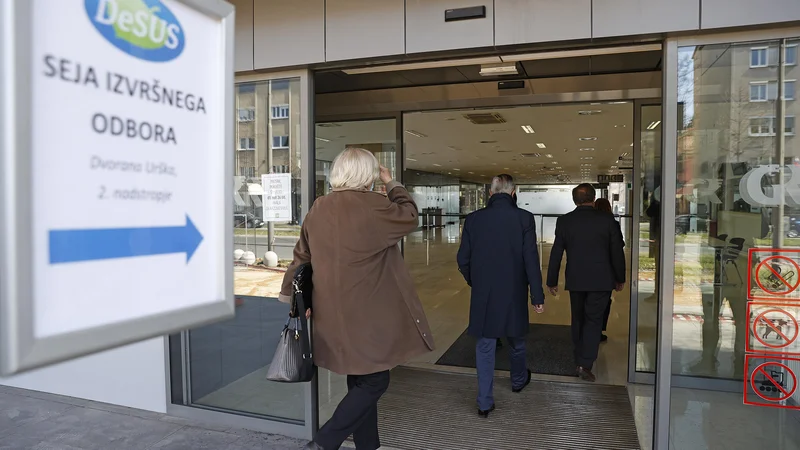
{"left": 315, "top": 370, "right": 390, "bottom": 450}
{"left": 602, "top": 296, "right": 612, "bottom": 332}
{"left": 569, "top": 291, "right": 611, "bottom": 370}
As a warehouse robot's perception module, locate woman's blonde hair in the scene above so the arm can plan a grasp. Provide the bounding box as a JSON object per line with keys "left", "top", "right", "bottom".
{"left": 329, "top": 147, "right": 380, "bottom": 189}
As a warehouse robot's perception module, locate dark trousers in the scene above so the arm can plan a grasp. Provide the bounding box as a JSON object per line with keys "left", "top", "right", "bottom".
{"left": 602, "top": 296, "right": 612, "bottom": 332}
{"left": 569, "top": 291, "right": 611, "bottom": 370}
{"left": 475, "top": 337, "right": 527, "bottom": 411}
{"left": 315, "top": 371, "right": 390, "bottom": 450}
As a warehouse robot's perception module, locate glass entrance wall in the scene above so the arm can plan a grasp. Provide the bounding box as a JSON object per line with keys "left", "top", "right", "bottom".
{"left": 167, "top": 71, "right": 315, "bottom": 441}
{"left": 661, "top": 31, "right": 800, "bottom": 449}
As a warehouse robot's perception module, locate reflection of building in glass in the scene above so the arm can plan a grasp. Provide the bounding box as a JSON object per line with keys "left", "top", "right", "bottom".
{"left": 685, "top": 41, "right": 800, "bottom": 232}
{"left": 236, "top": 80, "right": 300, "bottom": 181}
{"left": 235, "top": 80, "right": 302, "bottom": 223}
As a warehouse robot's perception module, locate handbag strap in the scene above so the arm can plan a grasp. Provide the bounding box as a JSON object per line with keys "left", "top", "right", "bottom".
{"left": 293, "top": 281, "right": 313, "bottom": 361}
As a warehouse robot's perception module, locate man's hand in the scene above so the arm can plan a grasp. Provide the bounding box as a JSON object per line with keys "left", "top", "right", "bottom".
{"left": 548, "top": 286, "right": 558, "bottom": 296}
{"left": 379, "top": 165, "right": 393, "bottom": 184}
{"left": 615, "top": 283, "right": 625, "bottom": 292}
{"left": 533, "top": 304, "right": 545, "bottom": 314}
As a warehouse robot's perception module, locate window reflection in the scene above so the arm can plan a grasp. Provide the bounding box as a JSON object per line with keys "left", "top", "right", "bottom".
{"left": 181, "top": 77, "right": 305, "bottom": 422}
{"left": 670, "top": 37, "right": 800, "bottom": 450}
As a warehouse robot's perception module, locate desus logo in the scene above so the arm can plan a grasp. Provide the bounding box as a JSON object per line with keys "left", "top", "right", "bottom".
{"left": 85, "top": 0, "right": 185, "bottom": 62}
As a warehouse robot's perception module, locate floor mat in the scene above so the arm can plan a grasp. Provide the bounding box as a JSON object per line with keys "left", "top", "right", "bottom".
{"left": 378, "top": 368, "right": 641, "bottom": 450}
{"left": 435, "top": 324, "right": 577, "bottom": 377}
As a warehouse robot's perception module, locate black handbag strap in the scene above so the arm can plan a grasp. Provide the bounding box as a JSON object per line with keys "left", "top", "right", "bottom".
{"left": 293, "top": 280, "right": 313, "bottom": 362}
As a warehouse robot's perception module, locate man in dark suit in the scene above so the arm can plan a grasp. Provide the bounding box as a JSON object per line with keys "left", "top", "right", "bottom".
{"left": 457, "top": 174, "right": 545, "bottom": 418}
{"left": 547, "top": 183, "right": 625, "bottom": 382}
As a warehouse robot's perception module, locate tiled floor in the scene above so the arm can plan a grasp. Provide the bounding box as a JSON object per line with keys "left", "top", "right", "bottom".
{"left": 0, "top": 385, "right": 304, "bottom": 450}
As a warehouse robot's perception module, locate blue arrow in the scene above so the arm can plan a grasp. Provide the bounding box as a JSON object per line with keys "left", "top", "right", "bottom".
{"left": 49, "top": 215, "right": 203, "bottom": 264}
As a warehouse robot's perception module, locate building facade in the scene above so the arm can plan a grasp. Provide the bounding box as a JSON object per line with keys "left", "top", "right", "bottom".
{"left": 3, "top": 2, "right": 800, "bottom": 450}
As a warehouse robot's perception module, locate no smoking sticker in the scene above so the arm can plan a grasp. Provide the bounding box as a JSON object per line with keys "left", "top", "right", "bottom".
{"left": 747, "top": 302, "right": 800, "bottom": 356}
{"left": 748, "top": 249, "right": 800, "bottom": 301}
{"left": 744, "top": 355, "right": 800, "bottom": 410}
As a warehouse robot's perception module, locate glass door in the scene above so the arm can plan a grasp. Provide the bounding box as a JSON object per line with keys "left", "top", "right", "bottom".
{"left": 313, "top": 117, "right": 400, "bottom": 425}
{"left": 167, "top": 71, "right": 316, "bottom": 440}
{"left": 630, "top": 101, "right": 663, "bottom": 379}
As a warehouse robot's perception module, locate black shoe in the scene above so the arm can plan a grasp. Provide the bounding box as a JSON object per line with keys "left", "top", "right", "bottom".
{"left": 478, "top": 404, "right": 495, "bottom": 418}
{"left": 577, "top": 366, "right": 596, "bottom": 382}
{"left": 600, "top": 334, "right": 608, "bottom": 342}
{"left": 496, "top": 339, "right": 503, "bottom": 348}
{"left": 512, "top": 369, "right": 532, "bottom": 393}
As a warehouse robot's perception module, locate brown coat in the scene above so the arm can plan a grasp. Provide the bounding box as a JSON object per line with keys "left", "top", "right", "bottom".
{"left": 280, "top": 183, "right": 434, "bottom": 375}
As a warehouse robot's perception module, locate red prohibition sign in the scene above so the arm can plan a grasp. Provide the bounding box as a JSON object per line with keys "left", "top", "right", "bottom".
{"left": 756, "top": 256, "right": 800, "bottom": 296}
{"left": 750, "top": 362, "right": 797, "bottom": 402}
{"left": 753, "top": 309, "right": 799, "bottom": 349}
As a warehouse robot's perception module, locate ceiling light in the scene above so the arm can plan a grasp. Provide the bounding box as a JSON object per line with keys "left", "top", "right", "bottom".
{"left": 581, "top": 163, "right": 592, "bottom": 167}
{"left": 500, "top": 43, "right": 663, "bottom": 62}
{"left": 432, "top": 163, "right": 442, "bottom": 167}
{"left": 545, "top": 154, "right": 553, "bottom": 158}
{"left": 468, "top": 172, "right": 474, "bottom": 174}
{"left": 536, "top": 143, "right": 546, "bottom": 149}
{"left": 454, "top": 168, "right": 461, "bottom": 171}
{"left": 579, "top": 137, "right": 598, "bottom": 141}
{"left": 647, "top": 120, "right": 662, "bottom": 130}
{"left": 315, "top": 137, "right": 330, "bottom": 142}
{"left": 521, "top": 125, "right": 535, "bottom": 134}
{"left": 578, "top": 110, "right": 602, "bottom": 116}
{"left": 611, "top": 166, "right": 619, "bottom": 169}
{"left": 342, "top": 56, "right": 502, "bottom": 75}
{"left": 620, "top": 152, "right": 630, "bottom": 157}
{"left": 479, "top": 62, "right": 519, "bottom": 76}
{"left": 406, "top": 158, "right": 417, "bottom": 162}
{"left": 579, "top": 148, "right": 595, "bottom": 152}
{"left": 630, "top": 143, "right": 634, "bottom": 147}
{"left": 405, "top": 130, "right": 427, "bottom": 138}
{"left": 581, "top": 156, "right": 594, "bottom": 160}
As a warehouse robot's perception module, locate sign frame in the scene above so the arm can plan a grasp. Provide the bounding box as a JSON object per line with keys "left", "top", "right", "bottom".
{"left": 744, "top": 355, "right": 800, "bottom": 410}
{"left": 261, "top": 173, "right": 293, "bottom": 222}
{"left": 746, "top": 301, "right": 800, "bottom": 356}
{"left": 0, "top": 0, "right": 235, "bottom": 375}
{"left": 748, "top": 248, "right": 800, "bottom": 301}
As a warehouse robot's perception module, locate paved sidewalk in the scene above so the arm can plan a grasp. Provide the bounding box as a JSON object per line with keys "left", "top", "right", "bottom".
{"left": 0, "top": 385, "right": 306, "bottom": 449}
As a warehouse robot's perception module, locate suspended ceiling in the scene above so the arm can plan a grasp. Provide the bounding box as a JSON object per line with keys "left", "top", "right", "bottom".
{"left": 316, "top": 102, "right": 662, "bottom": 185}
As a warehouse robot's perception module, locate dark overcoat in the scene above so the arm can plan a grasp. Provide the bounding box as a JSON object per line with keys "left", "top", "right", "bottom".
{"left": 546, "top": 205, "right": 626, "bottom": 292}
{"left": 457, "top": 193, "right": 545, "bottom": 338}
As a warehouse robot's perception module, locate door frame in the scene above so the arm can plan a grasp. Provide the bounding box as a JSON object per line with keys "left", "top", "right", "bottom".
{"left": 629, "top": 98, "right": 663, "bottom": 385}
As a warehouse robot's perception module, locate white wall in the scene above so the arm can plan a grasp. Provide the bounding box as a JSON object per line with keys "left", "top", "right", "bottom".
{"left": 0, "top": 337, "right": 168, "bottom": 413}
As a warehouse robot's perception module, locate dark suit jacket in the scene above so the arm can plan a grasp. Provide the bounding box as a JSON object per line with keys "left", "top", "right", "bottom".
{"left": 546, "top": 205, "right": 626, "bottom": 292}
{"left": 457, "top": 194, "right": 545, "bottom": 338}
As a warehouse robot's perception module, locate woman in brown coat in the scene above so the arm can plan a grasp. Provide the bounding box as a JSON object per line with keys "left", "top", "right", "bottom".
{"left": 280, "top": 147, "right": 434, "bottom": 450}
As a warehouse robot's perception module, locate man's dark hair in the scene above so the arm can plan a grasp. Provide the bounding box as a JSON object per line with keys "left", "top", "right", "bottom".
{"left": 572, "top": 183, "right": 596, "bottom": 205}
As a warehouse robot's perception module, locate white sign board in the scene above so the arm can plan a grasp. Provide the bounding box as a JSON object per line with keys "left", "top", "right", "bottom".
{"left": 262, "top": 173, "right": 292, "bottom": 222}
{"left": 0, "top": 0, "right": 235, "bottom": 374}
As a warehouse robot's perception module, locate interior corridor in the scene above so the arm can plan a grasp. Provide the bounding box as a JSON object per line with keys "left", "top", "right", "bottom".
{"left": 403, "top": 222, "right": 635, "bottom": 387}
